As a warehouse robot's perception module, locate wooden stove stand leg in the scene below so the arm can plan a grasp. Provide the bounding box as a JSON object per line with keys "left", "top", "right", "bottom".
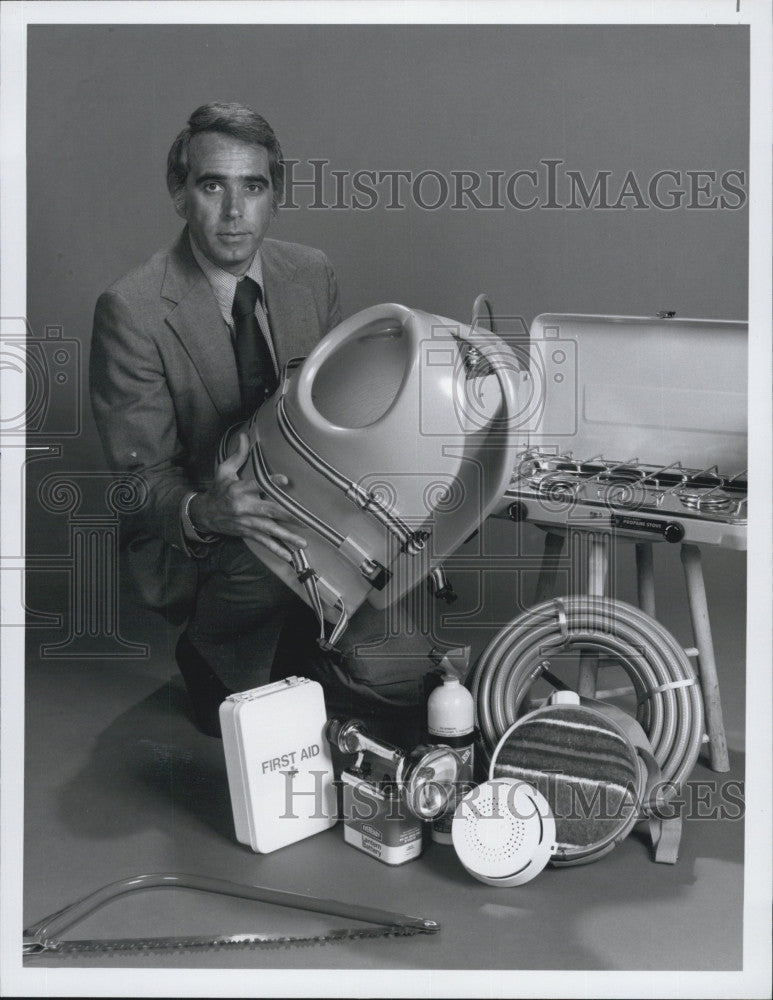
{"left": 680, "top": 542, "right": 730, "bottom": 773}
{"left": 635, "top": 542, "right": 656, "bottom": 617}
{"left": 533, "top": 531, "right": 566, "bottom": 604}
{"left": 587, "top": 534, "right": 609, "bottom": 598}
{"left": 577, "top": 533, "right": 609, "bottom": 698}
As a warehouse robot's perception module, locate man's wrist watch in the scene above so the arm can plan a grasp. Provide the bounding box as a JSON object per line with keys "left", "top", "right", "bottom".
{"left": 181, "top": 491, "right": 218, "bottom": 545}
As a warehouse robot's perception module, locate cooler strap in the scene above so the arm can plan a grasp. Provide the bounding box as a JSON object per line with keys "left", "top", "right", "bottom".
{"left": 249, "top": 430, "right": 388, "bottom": 587}
{"left": 275, "top": 362, "right": 429, "bottom": 556}
{"left": 288, "top": 547, "right": 348, "bottom": 651}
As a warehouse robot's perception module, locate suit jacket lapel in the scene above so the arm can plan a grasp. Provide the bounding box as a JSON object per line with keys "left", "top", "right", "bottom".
{"left": 262, "top": 240, "right": 320, "bottom": 371}
{"left": 161, "top": 231, "right": 240, "bottom": 415}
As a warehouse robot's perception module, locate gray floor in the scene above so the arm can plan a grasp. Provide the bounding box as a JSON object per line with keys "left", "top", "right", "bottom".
{"left": 21, "top": 521, "right": 748, "bottom": 977}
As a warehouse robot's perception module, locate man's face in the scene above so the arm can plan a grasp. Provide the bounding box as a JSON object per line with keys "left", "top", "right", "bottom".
{"left": 176, "top": 131, "right": 274, "bottom": 275}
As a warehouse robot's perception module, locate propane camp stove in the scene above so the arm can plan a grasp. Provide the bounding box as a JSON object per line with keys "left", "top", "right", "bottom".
{"left": 487, "top": 311, "right": 748, "bottom": 774}
{"left": 491, "top": 312, "right": 748, "bottom": 552}
{"left": 498, "top": 449, "right": 747, "bottom": 550}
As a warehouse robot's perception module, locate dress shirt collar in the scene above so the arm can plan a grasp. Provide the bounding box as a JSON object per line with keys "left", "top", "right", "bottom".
{"left": 188, "top": 231, "right": 266, "bottom": 326}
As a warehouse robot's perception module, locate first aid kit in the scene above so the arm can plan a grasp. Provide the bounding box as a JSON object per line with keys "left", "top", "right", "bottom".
{"left": 219, "top": 677, "right": 337, "bottom": 854}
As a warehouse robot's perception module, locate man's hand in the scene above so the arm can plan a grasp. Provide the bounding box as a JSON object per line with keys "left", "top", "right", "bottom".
{"left": 189, "top": 432, "right": 306, "bottom": 561}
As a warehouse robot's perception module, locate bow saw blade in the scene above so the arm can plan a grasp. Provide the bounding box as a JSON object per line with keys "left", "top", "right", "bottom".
{"left": 23, "top": 872, "right": 439, "bottom": 958}
{"left": 26, "top": 922, "right": 436, "bottom": 956}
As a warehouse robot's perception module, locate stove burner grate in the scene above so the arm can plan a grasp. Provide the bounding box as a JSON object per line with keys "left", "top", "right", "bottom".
{"left": 510, "top": 449, "right": 747, "bottom": 528}
{"left": 595, "top": 466, "right": 647, "bottom": 485}
{"left": 529, "top": 471, "right": 581, "bottom": 496}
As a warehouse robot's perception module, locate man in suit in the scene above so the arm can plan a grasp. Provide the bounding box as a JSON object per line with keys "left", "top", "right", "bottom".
{"left": 90, "top": 103, "right": 341, "bottom": 736}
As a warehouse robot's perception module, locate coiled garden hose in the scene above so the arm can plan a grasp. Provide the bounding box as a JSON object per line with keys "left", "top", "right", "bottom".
{"left": 468, "top": 596, "right": 704, "bottom": 796}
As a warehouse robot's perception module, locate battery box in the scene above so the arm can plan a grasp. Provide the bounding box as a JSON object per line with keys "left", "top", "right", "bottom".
{"left": 341, "top": 771, "right": 424, "bottom": 865}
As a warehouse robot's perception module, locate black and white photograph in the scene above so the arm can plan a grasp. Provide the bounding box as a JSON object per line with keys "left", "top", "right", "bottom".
{"left": 1, "top": 2, "right": 771, "bottom": 997}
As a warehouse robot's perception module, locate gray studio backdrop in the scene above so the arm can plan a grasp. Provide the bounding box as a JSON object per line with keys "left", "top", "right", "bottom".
{"left": 24, "top": 24, "right": 748, "bottom": 717}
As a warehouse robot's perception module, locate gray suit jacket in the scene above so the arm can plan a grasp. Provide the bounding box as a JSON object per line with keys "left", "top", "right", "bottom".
{"left": 90, "top": 229, "right": 342, "bottom": 622}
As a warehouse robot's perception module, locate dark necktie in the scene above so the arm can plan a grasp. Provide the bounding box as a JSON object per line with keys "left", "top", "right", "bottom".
{"left": 231, "top": 276, "right": 277, "bottom": 415}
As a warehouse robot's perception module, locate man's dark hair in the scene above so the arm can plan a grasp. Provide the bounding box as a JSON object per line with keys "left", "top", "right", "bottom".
{"left": 167, "top": 102, "right": 284, "bottom": 209}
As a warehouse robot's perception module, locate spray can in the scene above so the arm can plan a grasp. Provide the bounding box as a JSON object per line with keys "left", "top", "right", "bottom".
{"left": 428, "top": 673, "right": 475, "bottom": 844}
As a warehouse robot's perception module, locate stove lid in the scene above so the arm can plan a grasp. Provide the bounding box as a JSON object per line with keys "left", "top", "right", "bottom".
{"left": 522, "top": 313, "right": 747, "bottom": 474}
